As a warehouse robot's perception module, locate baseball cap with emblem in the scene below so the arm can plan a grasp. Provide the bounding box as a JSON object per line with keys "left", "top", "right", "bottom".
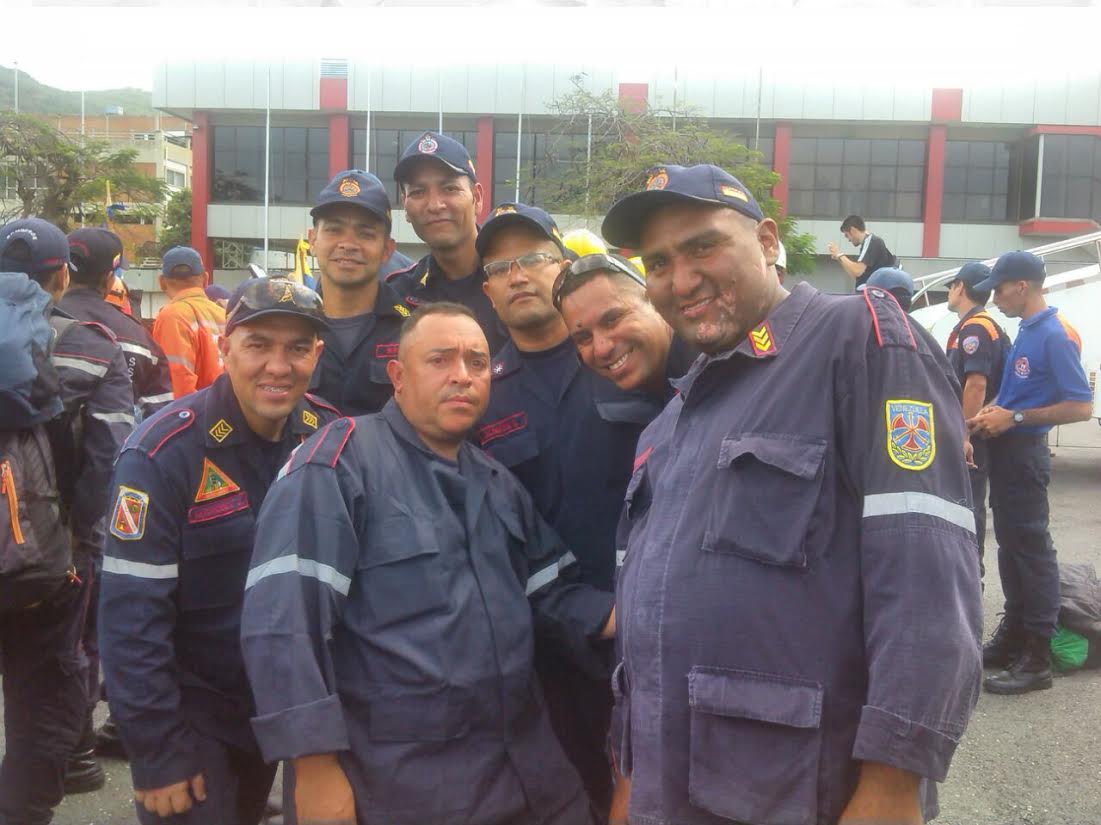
{"left": 311, "top": 169, "right": 392, "bottom": 228}
{"left": 0, "top": 217, "right": 71, "bottom": 275}
{"left": 476, "top": 203, "right": 570, "bottom": 259}
{"left": 68, "top": 227, "right": 123, "bottom": 279}
{"left": 951, "top": 261, "right": 992, "bottom": 290}
{"left": 225, "top": 277, "right": 327, "bottom": 335}
{"left": 161, "top": 246, "right": 205, "bottom": 279}
{"left": 394, "top": 131, "right": 478, "bottom": 184}
{"left": 972, "top": 250, "right": 1047, "bottom": 293}
{"left": 602, "top": 164, "right": 765, "bottom": 249}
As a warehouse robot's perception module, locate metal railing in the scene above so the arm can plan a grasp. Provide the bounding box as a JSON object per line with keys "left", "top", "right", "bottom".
{"left": 912, "top": 229, "right": 1101, "bottom": 304}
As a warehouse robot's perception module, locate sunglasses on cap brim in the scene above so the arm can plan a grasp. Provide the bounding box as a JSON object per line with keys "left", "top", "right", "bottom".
{"left": 227, "top": 279, "right": 324, "bottom": 324}
{"left": 552, "top": 253, "right": 646, "bottom": 310}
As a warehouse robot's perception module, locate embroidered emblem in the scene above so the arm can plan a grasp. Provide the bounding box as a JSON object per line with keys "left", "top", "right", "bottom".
{"left": 393, "top": 303, "right": 410, "bottom": 318}
{"left": 278, "top": 282, "right": 295, "bottom": 303}
{"left": 209, "top": 419, "right": 233, "bottom": 443}
{"left": 494, "top": 205, "right": 518, "bottom": 216}
{"left": 748, "top": 322, "right": 777, "bottom": 357}
{"left": 720, "top": 184, "right": 749, "bottom": 203}
{"left": 187, "top": 491, "right": 249, "bottom": 525}
{"left": 109, "top": 486, "right": 149, "bottom": 541}
{"left": 492, "top": 362, "right": 505, "bottom": 375}
{"left": 962, "top": 336, "right": 980, "bottom": 355}
{"left": 195, "top": 457, "right": 242, "bottom": 503}
{"left": 1015, "top": 356, "right": 1030, "bottom": 378}
{"left": 646, "top": 169, "right": 669, "bottom": 190}
{"left": 302, "top": 409, "right": 319, "bottom": 429}
{"left": 886, "top": 400, "right": 936, "bottom": 471}
{"left": 478, "top": 412, "right": 528, "bottom": 446}
{"left": 375, "top": 342, "right": 399, "bottom": 359}
{"left": 338, "top": 177, "right": 361, "bottom": 197}
{"left": 418, "top": 134, "right": 439, "bottom": 154}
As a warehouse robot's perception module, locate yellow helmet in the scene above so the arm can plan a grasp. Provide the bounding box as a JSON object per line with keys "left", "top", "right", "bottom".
{"left": 628, "top": 256, "right": 646, "bottom": 277}
{"left": 562, "top": 228, "right": 607, "bottom": 258}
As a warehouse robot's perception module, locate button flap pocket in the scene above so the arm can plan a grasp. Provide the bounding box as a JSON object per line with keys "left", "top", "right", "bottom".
{"left": 688, "top": 667, "right": 822, "bottom": 729}
{"left": 360, "top": 499, "right": 440, "bottom": 569}
{"left": 481, "top": 426, "right": 539, "bottom": 469}
{"left": 717, "top": 434, "right": 826, "bottom": 480}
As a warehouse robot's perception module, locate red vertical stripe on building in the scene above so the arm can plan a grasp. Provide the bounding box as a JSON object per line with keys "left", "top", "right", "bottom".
{"left": 190, "top": 111, "right": 214, "bottom": 280}
{"left": 922, "top": 125, "right": 947, "bottom": 257}
{"left": 772, "top": 123, "right": 792, "bottom": 215}
{"left": 476, "top": 116, "right": 495, "bottom": 221}
{"left": 930, "top": 88, "right": 963, "bottom": 123}
{"left": 319, "top": 78, "right": 348, "bottom": 111}
{"left": 329, "top": 115, "right": 350, "bottom": 178}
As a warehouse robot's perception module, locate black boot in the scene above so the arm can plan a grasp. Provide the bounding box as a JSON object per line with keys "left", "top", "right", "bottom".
{"left": 982, "top": 614, "right": 1025, "bottom": 669}
{"left": 94, "top": 714, "right": 128, "bottom": 760}
{"left": 984, "top": 633, "right": 1054, "bottom": 695}
{"left": 64, "top": 713, "right": 106, "bottom": 794}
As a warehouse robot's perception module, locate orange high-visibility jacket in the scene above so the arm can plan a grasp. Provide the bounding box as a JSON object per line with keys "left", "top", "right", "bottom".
{"left": 153, "top": 287, "right": 226, "bottom": 398}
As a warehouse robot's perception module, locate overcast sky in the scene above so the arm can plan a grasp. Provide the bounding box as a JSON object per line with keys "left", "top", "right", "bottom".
{"left": 5, "top": 4, "right": 1101, "bottom": 93}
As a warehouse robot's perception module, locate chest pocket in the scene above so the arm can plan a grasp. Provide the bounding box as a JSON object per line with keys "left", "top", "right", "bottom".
{"left": 616, "top": 462, "right": 652, "bottom": 565}
{"left": 702, "top": 434, "right": 827, "bottom": 568}
{"left": 179, "top": 502, "right": 255, "bottom": 611}
{"left": 482, "top": 427, "right": 539, "bottom": 470}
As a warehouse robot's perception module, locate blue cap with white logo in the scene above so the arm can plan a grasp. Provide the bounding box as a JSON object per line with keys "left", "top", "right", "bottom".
{"left": 476, "top": 203, "right": 569, "bottom": 259}
{"left": 602, "top": 164, "right": 765, "bottom": 249}
{"left": 394, "top": 131, "right": 477, "bottom": 184}
{"left": 0, "top": 218, "right": 71, "bottom": 275}
{"left": 972, "top": 250, "right": 1046, "bottom": 292}
{"left": 312, "top": 169, "right": 392, "bottom": 227}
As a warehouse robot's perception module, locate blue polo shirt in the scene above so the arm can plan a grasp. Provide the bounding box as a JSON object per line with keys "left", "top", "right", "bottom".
{"left": 995, "top": 306, "right": 1091, "bottom": 434}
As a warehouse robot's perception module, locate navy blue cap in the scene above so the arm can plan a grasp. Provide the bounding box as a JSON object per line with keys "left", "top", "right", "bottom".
{"left": 162, "top": 246, "right": 205, "bottom": 279}
{"left": 861, "top": 267, "right": 914, "bottom": 296}
{"left": 394, "top": 131, "right": 477, "bottom": 184}
{"left": 0, "top": 218, "right": 71, "bottom": 275}
{"left": 952, "top": 261, "right": 992, "bottom": 290}
{"left": 602, "top": 164, "right": 765, "bottom": 249}
{"left": 205, "top": 284, "right": 231, "bottom": 303}
{"left": 476, "top": 203, "right": 568, "bottom": 258}
{"left": 311, "top": 169, "right": 392, "bottom": 226}
{"left": 225, "top": 277, "right": 327, "bottom": 335}
{"left": 973, "top": 250, "right": 1046, "bottom": 292}
{"left": 68, "top": 227, "right": 123, "bottom": 279}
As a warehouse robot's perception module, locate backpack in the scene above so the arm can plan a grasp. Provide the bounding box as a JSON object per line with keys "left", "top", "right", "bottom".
{"left": 0, "top": 273, "right": 73, "bottom": 612}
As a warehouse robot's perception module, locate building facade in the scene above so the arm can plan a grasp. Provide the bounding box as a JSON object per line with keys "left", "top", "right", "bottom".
{"left": 154, "top": 59, "right": 1101, "bottom": 292}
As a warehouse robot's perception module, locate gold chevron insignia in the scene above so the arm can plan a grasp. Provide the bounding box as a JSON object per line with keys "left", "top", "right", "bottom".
{"left": 209, "top": 419, "right": 234, "bottom": 443}
{"left": 302, "top": 409, "right": 319, "bottom": 429}
{"left": 749, "top": 325, "right": 774, "bottom": 353}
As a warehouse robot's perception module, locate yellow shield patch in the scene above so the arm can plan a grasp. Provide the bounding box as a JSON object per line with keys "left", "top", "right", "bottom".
{"left": 886, "top": 399, "right": 935, "bottom": 471}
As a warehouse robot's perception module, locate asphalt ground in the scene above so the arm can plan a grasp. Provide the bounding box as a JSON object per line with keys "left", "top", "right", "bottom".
{"left": 4, "top": 421, "right": 1101, "bottom": 825}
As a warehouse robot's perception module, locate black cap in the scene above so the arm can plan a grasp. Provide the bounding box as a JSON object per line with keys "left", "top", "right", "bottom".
{"left": 68, "top": 227, "right": 123, "bottom": 279}
{"left": 225, "top": 277, "right": 327, "bottom": 335}
{"left": 311, "top": 169, "right": 392, "bottom": 226}
{"left": 602, "top": 164, "right": 765, "bottom": 249}
{"left": 476, "top": 203, "right": 568, "bottom": 258}
{"left": 0, "top": 218, "right": 71, "bottom": 275}
{"left": 973, "top": 251, "right": 1046, "bottom": 292}
{"left": 394, "top": 131, "right": 477, "bottom": 184}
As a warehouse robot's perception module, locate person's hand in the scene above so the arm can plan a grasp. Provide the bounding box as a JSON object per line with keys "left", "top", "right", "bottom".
{"left": 838, "top": 762, "right": 922, "bottom": 824}
{"left": 827, "top": 242, "right": 841, "bottom": 260}
{"left": 294, "top": 754, "right": 356, "bottom": 825}
{"left": 967, "top": 406, "right": 1015, "bottom": 438}
{"left": 963, "top": 438, "right": 976, "bottom": 469}
{"left": 601, "top": 606, "right": 616, "bottom": 639}
{"left": 134, "top": 774, "right": 206, "bottom": 817}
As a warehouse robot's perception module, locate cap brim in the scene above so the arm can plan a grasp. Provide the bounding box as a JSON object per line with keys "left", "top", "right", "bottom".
{"left": 476, "top": 213, "right": 565, "bottom": 258}
{"left": 309, "top": 199, "right": 391, "bottom": 225}
{"left": 225, "top": 307, "right": 328, "bottom": 335}
{"left": 393, "top": 154, "right": 472, "bottom": 184}
{"left": 602, "top": 190, "right": 724, "bottom": 249}
{"left": 970, "top": 276, "right": 999, "bottom": 293}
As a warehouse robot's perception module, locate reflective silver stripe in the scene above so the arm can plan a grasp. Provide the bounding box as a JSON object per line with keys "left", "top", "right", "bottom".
{"left": 863, "top": 492, "right": 976, "bottom": 533}
{"left": 102, "top": 556, "right": 178, "bottom": 579}
{"left": 138, "top": 392, "right": 175, "bottom": 406}
{"left": 118, "top": 341, "right": 156, "bottom": 362}
{"left": 165, "top": 355, "right": 195, "bottom": 370}
{"left": 527, "top": 552, "right": 576, "bottom": 596}
{"left": 92, "top": 411, "right": 136, "bottom": 426}
{"left": 857, "top": 234, "right": 871, "bottom": 262}
{"left": 245, "top": 554, "right": 351, "bottom": 596}
{"left": 52, "top": 356, "right": 108, "bottom": 377}
{"left": 558, "top": 551, "right": 577, "bottom": 571}
{"left": 616, "top": 550, "right": 626, "bottom": 567}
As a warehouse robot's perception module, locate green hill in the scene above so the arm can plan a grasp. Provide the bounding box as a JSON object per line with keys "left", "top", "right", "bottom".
{"left": 0, "top": 66, "right": 153, "bottom": 116}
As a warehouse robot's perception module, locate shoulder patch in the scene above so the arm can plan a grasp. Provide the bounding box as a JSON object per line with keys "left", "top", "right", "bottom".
{"left": 962, "top": 335, "right": 980, "bottom": 355}
{"left": 126, "top": 406, "right": 197, "bottom": 456}
{"left": 284, "top": 418, "right": 356, "bottom": 476}
{"left": 109, "top": 485, "right": 150, "bottom": 540}
{"left": 886, "top": 399, "right": 936, "bottom": 471}
{"left": 863, "top": 288, "right": 917, "bottom": 349}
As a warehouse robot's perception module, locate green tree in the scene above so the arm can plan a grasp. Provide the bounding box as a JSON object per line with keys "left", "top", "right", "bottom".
{"left": 0, "top": 113, "right": 165, "bottom": 230}
{"left": 159, "top": 188, "right": 192, "bottom": 253}
{"left": 532, "top": 81, "right": 816, "bottom": 276}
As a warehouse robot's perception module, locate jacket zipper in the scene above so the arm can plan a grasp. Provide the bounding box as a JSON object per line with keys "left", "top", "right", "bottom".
{"left": 1, "top": 460, "right": 26, "bottom": 545}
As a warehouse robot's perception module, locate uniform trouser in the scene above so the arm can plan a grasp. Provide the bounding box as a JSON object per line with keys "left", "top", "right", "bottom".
{"left": 0, "top": 574, "right": 87, "bottom": 825}
{"left": 988, "top": 432, "right": 1059, "bottom": 639}
{"left": 133, "top": 734, "right": 276, "bottom": 825}
{"left": 969, "top": 436, "right": 990, "bottom": 579}
{"left": 536, "top": 644, "right": 614, "bottom": 818}
{"left": 78, "top": 556, "right": 101, "bottom": 713}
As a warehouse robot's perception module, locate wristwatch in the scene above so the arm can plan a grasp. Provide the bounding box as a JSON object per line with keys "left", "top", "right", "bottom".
{"left": 1012, "top": 410, "right": 1025, "bottom": 425}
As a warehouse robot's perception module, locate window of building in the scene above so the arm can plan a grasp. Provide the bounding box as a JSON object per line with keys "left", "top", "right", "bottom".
{"left": 787, "top": 137, "right": 926, "bottom": 220}
{"left": 165, "top": 167, "right": 186, "bottom": 189}
{"left": 493, "top": 130, "right": 589, "bottom": 211}
{"left": 942, "top": 141, "right": 1012, "bottom": 222}
{"left": 1040, "top": 134, "right": 1101, "bottom": 221}
{"left": 351, "top": 128, "right": 479, "bottom": 204}
{"left": 212, "top": 126, "right": 329, "bottom": 204}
